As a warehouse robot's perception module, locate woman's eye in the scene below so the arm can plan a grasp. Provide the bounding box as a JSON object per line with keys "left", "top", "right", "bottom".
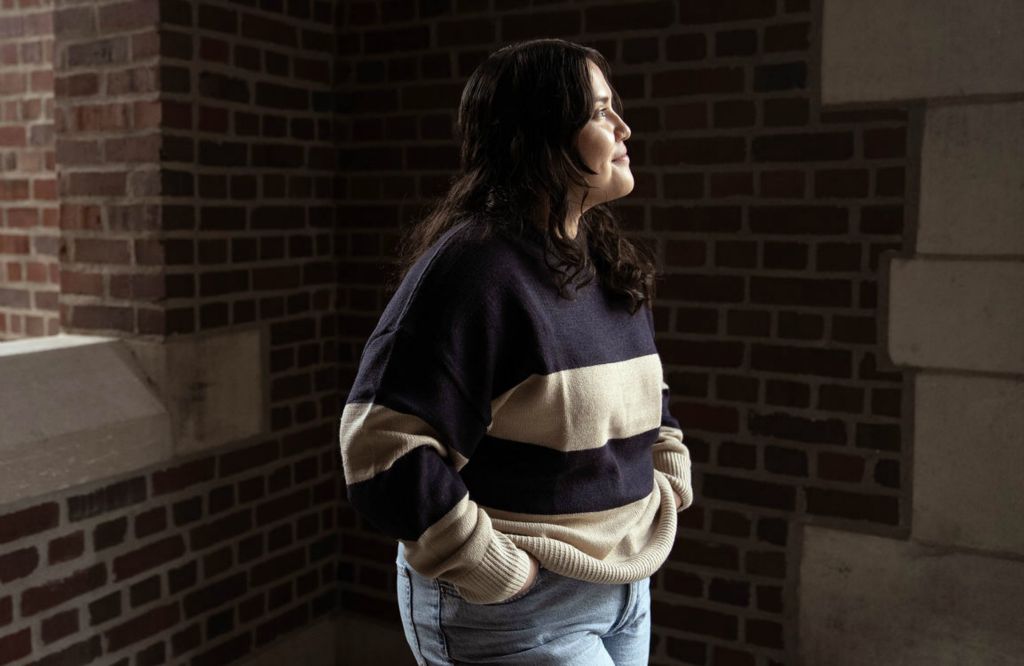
{"left": 595, "top": 108, "right": 608, "bottom": 119}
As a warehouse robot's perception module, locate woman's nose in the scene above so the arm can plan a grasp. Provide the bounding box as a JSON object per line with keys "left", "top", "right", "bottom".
{"left": 617, "top": 120, "right": 631, "bottom": 142}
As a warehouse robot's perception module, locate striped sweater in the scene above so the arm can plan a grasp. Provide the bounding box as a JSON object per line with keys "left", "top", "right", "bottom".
{"left": 339, "top": 220, "right": 693, "bottom": 605}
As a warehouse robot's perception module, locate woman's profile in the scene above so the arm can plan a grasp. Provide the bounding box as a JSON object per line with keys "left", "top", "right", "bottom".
{"left": 340, "top": 37, "right": 694, "bottom": 666}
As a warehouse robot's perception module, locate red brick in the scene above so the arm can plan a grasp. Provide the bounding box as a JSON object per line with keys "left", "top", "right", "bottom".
{"left": 814, "top": 169, "right": 869, "bottom": 198}
{"left": 765, "top": 22, "right": 810, "bottom": 52}
{"left": 98, "top": 0, "right": 159, "bottom": 33}
{"left": 64, "top": 171, "right": 126, "bottom": 197}
{"left": 73, "top": 235, "right": 131, "bottom": 262}
{"left": 864, "top": 127, "right": 906, "bottom": 158}
{"left": 763, "top": 97, "right": 809, "bottom": 126}
{"left": 250, "top": 547, "right": 306, "bottom": 587}
{"left": 500, "top": 10, "right": 580, "bottom": 42}
{"left": 41, "top": 608, "right": 78, "bottom": 644}
{"left": 183, "top": 573, "right": 247, "bottom": 617}
{"left": 0, "top": 234, "right": 30, "bottom": 254}
{"left": 112, "top": 535, "right": 186, "bottom": 582}
{"left": 653, "top": 67, "right": 744, "bottom": 97}
{"left": 67, "top": 477, "right": 146, "bottom": 522}
{"left": 652, "top": 137, "right": 745, "bottom": 165}
{"left": 679, "top": 0, "right": 775, "bottom": 23}
{"left": 0, "top": 598, "right": 10, "bottom": 628}
{"left": 0, "top": 502, "right": 59, "bottom": 545}
{"left": 133, "top": 507, "right": 166, "bottom": 539}
{"left": 219, "top": 441, "right": 279, "bottom": 478}
{"left": 586, "top": 1, "right": 673, "bottom": 32}
{"left": 0, "top": 628, "right": 31, "bottom": 665}
{"left": 47, "top": 532, "right": 85, "bottom": 565}
{"left": 191, "top": 632, "right": 252, "bottom": 666}
{"left": 88, "top": 591, "right": 121, "bottom": 626}
{"left": 189, "top": 508, "right": 252, "bottom": 551}
{"left": 818, "top": 452, "right": 865, "bottom": 482}
{"left": 105, "top": 602, "right": 179, "bottom": 652}
{"left": 759, "top": 170, "right": 804, "bottom": 198}
{"left": 753, "top": 132, "right": 854, "bottom": 162}
{"left": 749, "top": 205, "right": 847, "bottom": 234}
{"left": 67, "top": 304, "right": 133, "bottom": 332}
{"left": 60, "top": 270, "right": 104, "bottom": 295}
{"left": 436, "top": 18, "right": 495, "bottom": 46}
{"left": 21, "top": 564, "right": 107, "bottom": 617}
{"left": 0, "top": 547, "right": 38, "bottom": 584}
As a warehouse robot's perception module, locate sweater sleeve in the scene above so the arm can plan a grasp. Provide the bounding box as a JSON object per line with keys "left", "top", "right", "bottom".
{"left": 645, "top": 306, "right": 694, "bottom": 512}
{"left": 651, "top": 379, "right": 694, "bottom": 513}
{"left": 339, "top": 238, "right": 533, "bottom": 604}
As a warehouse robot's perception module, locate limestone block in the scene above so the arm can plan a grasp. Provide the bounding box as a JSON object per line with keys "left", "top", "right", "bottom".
{"left": 0, "top": 335, "right": 172, "bottom": 505}
{"left": 125, "top": 327, "right": 265, "bottom": 456}
{"left": 800, "top": 526, "right": 1024, "bottom": 665}
{"left": 920, "top": 101, "right": 1024, "bottom": 255}
{"left": 822, "top": 0, "right": 1024, "bottom": 103}
{"left": 887, "top": 257, "right": 1024, "bottom": 374}
{"left": 913, "top": 372, "right": 1024, "bottom": 554}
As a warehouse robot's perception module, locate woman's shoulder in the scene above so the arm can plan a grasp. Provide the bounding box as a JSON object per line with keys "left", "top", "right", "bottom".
{"left": 418, "top": 218, "right": 539, "bottom": 290}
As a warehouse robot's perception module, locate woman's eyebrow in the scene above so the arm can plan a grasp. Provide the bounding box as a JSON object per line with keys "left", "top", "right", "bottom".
{"left": 594, "top": 95, "right": 610, "bottom": 105}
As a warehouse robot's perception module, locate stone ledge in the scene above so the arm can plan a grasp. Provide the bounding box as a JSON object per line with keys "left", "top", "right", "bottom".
{"left": 0, "top": 335, "right": 172, "bottom": 506}
{"left": 822, "top": 0, "right": 1024, "bottom": 104}
{"left": 799, "top": 525, "right": 1024, "bottom": 665}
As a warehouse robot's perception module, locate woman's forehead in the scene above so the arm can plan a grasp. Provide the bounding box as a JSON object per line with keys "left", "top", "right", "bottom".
{"left": 587, "top": 61, "right": 611, "bottom": 99}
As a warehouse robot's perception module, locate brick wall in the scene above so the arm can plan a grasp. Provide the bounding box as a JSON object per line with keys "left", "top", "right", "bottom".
{"left": 335, "top": 1, "right": 909, "bottom": 664}
{"left": 0, "top": 0, "right": 342, "bottom": 664}
{"left": 0, "top": 434, "right": 336, "bottom": 666}
{"left": 0, "top": 0, "right": 59, "bottom": 339}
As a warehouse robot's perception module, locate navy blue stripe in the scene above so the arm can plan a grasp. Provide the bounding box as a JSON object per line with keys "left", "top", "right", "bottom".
{"left": 459, "top": 430, "right": 658, "bottom": 515}
{"left": 346, "top": 446, "right": 467, "bottom": 541}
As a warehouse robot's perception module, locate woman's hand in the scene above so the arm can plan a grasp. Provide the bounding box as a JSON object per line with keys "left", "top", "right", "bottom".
{"left": 516, "top": 554, "right": 541, "bottom": 595}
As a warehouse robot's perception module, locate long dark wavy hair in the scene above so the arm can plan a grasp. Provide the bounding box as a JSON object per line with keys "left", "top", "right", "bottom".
{"left": 393, "top": 38, "right": 656, "bottom": 314}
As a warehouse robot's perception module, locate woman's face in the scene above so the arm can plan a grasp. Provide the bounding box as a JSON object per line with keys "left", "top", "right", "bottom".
{"left": 573, "top": 60, "right": 633, "bottom": 211}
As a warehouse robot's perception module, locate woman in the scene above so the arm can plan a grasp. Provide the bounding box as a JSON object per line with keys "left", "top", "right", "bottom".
{"left": 339, "top": 38, "right": 693, "bottom": 665}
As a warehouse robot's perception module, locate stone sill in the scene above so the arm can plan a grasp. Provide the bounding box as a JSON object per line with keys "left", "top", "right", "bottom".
{"left": 0, "top": 334, "right": 173, "bottom": 506}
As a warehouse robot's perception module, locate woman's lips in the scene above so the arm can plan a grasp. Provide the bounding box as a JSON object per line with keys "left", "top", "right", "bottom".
{"left": 612, "top": 154, "right": 629, "bottom": 163}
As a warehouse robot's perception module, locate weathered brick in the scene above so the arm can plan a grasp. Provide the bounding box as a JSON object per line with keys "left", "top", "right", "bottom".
{"left": 250, "top": 547, "right": 307, "bottom": 588}
{"left": 66, "top": 477, "right": 146, "bottom": 518}
{"left": 500, "top": 11, "right": 580, "bottom": 42}
{"left": 805, "top": 487, "right": 899, "bottom": 524}
{"left": 88, "top": 591, "right": 121, "bottom": 626}
{"left": 190, "top": 632, "right": 252, "bottom": 666}
{"left": 586, "top": 1, "right": 673, "bottom": 32}
{"left": 0, "top": 627, "right": 31, "bottom": 664}
{"left": 703, "top": 473, "right": 796, "bottom": 510}
{"left": 105, "top": 602, "right": 179, "bottom": 652}
{"left": 46, "top": 532, "right": 84, "bottom": 565}
{"left": 132, "top": 507, "right": 166, "bottom": 540}
{"left": 189, "top": 509, "right": 252, "bottom": 551}
{"left": 219, "top": 441, "right": 279, "bottom": 478}
{"left": 0, "top": 502, "right": 59, "bottom": 545}
{"left": 93, "top": 517, "right": 128, "bottom": 551}
{"left": 183, "top": 573, "right": 247, "bottom": 617}
{"left": 22, "top": 564, "right": 107, "bottom": 617}
{"left": 152, "top": 457, "right": 216, "bottom": 496}
{"left": 652, "top": 600, "right": 737, "bottom": 639}
{"left": 113, "top": 535, "right": 186, "bottom": 582}
{"left": 0, "top": 547, "right": 38, "bottom": 584}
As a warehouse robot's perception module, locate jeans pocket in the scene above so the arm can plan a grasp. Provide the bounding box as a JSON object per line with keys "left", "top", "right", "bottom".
{"left": 396, "top": 565, "right": 425, "bottom": 665}
{"left": 483, "top": 567, "right": 548, "bottom": 606}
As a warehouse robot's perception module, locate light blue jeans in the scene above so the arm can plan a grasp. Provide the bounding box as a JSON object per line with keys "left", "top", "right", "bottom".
{"left": 395, "top": 542, "right": 651, "bottom": 665}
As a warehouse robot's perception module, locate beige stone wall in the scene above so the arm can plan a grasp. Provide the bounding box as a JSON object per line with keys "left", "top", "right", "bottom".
{"left": 804, "top": 1, "right": 1024, "bottom": 664}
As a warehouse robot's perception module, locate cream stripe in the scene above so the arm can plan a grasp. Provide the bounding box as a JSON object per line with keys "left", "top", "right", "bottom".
{"left": 488, "top": 353, "right": 664, "bottom": 452}
{"left": 339, "top": 402, "right": 469, "bottom": 484}
{"left": 485, "top": 490, "right": 662, "bottom": 562}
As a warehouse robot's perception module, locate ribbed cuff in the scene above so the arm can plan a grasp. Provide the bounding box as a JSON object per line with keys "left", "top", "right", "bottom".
{"left": 446, "top": 535, "right": 532, "bottom": 604}
{"left": 653, "top": 449, "right": 693, "bottom": 512}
